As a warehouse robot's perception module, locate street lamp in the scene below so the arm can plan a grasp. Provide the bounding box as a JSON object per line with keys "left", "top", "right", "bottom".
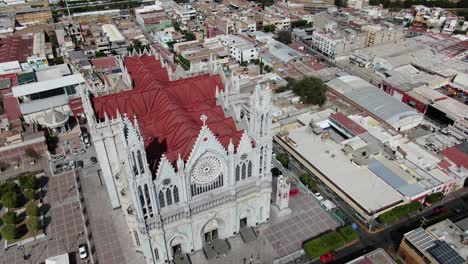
{"left": 17, "top": 245, "right": 32, "bottom": 264}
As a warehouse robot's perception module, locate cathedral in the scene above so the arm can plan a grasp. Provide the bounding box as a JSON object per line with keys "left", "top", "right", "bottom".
{"left": 82, "top": 49, "right": 273, "bottom": 263}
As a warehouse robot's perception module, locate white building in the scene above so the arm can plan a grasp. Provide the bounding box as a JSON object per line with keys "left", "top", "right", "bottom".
{"left": 12, "top": 65, "right": 85, "bottom": 123}
{"left": 82, "top": 51, "right": 273, "bottom": 263}
{"left": 219, "top": 35, "right": 258, "bottom": 63}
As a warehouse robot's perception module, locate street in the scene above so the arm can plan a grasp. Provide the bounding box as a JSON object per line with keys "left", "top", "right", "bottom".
{"left": 272, "top": 141, "right": 468, "bottom": 264}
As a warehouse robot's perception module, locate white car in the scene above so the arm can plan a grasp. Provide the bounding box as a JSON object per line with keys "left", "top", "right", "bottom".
{"left": 312, "top": 191, "right": 324, "bottom": 201}
{"left": 79, "top": 244, "right": 88, "bottom": 259}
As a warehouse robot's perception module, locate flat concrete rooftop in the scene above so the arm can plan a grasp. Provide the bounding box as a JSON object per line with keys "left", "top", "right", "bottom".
{"left": 287, "top": 125, "right": 404, "bottom": 215}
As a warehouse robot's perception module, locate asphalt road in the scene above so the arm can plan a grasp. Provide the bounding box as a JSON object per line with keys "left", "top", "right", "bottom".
{"left": 273, "top": 142, "right": 468, "bottom": 264}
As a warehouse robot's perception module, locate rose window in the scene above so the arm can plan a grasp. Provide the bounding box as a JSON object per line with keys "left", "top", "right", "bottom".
{"left": 192, "top": 156, "right": 222, "bottom": 185}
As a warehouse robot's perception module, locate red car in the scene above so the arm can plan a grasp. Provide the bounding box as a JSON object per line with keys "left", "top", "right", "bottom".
{"left": 289, "top": 189, "right": 299, "bottom": 197}
{"left": 320, "top": 251, "right": 336, "bottom": 263}
{"left": 433, "top": 206, "right": 446, "bottom": 213}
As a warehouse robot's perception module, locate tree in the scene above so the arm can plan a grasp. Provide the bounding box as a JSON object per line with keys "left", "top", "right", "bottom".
{"left": 2, "top": 211, "right": 16, "bottom": 225}
{"left": 19, "top": 173, "right": 38, "bottom": 190}
{"left": 276, "top": 30, "right": 292, "bottom": 45}
{"left": 26, "top": 216, "right": 40, "bottom": 234}
{"left": 291, "top": 77, "right": 327, "bottom": 106}
{"left": 53, "top": 56, "right": 64, "bottom": 65}
{"left": 335, "top": 0, "right": 348, "bottom": 7}
{"left": 25, "top": 148, "right": 39, "bottom": 160}
{"left": 94, "top": 51, "right": 107, "bottom": 58}
{"left": 25, "top": 201, "right": 40, "bottom": 217}
{"left": 263, "top": 24, "right": 275, "bottom": 33}
{"left": 291, "top": 20, "right": 308, "bottom": 28}
{"left": 1, "top": 192, "right": 17, "bottom": 209}
{"left": 0, "top": 181, "right": 17, "bottom": 195}
{"left": 276, "top": 153, "right": 290, "bottom": 167}
{"left": 23, "top": 189, "right": 36, "bottom": 201}
{"left": 0, "top": 224, "right": 16, "bottom": 240}
{"left": 183, "top": 31, "right": 196, "bottom": 41}
{"left": 300, "top": 174, "right": 318, "bottom": 190}
{"left": 426, "top": 192, "right": 444, "bottom": 203}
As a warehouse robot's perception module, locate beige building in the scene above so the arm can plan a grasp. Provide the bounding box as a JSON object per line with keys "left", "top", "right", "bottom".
{"left": 362, "top": 23, "right": 404, "bottom": 47}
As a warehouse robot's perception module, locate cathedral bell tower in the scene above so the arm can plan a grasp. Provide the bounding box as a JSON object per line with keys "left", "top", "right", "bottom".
{"left": 249, "top": 84, "right": 273, "bottom": 178}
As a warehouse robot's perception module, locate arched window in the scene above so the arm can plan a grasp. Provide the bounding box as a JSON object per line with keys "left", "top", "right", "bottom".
{"left": 260, "top": 114, "right": 264, "bottom": 135}
{"left": 166, "top": 188, "right": 173, "bottom": 206}
{"left": 173, "top": 186, "right": 179, "bottom": 203}
{"left": 154, "top": 248, "right": 159, "bottom": 260}
{"left": 144, "top": 184, "right": 152, "bottom": 215}
{"left": 242, "top": 163, "right": 246, "bottom": 179}
{"left": 235, "top": 165, "right": 240, "bottom": 181}
{"left": 137, "top": 150, "right": 145, "bottom": 173}
{"left": 158, "top": 190, "right": 165, "bottom": 208}
{"left": 132, "top": 152, "right": 138, "bottom": 175}
{"left": 248, "top": 161, "right": 252, "bottom": 177}
{"left": 259, "top": 147, "right": 264, "bottom": 173}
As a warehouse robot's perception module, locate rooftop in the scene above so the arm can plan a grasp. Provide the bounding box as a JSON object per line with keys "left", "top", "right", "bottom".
{"left": 441, "top": 143, "right": 468, "bottom": 169}
{"left": 346, "top": 248, "right": 396, "bottom": 264}
{"left": 286, "top": 124, "right": 403, "bottom": 215}
{"left": 92, "top": 55, "right": 244, "bottom": 173}
{"left": 426, "top": 218, "right": 468, "bottom": 262}
{"left": 0, "top": 34, "right": 34, "bottom": 63}
{"left": 329, "top": 112, "right": 367, "bottom": 136}
{"left": 326, "top": 76, "right": 422, "bottom": 128}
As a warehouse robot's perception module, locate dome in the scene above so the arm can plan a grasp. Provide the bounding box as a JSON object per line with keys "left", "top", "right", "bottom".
{"left": 43, "top": 109, "right": 69, "bottom": 128}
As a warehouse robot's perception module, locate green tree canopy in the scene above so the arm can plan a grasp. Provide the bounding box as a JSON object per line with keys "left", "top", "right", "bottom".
{"left": 2, "top": 211, "right": 16, "bottom": 225}
{"left": 291, "top": 20, "right": 309, "bottom": 28}
{"left": 335, "top": 0, "right": 348, "bottom": 7}
{"left": 0, "top": 224, "right": 16, "bottom": 240}
{"left": 23, "top": 189, "right": 36, "bottom": 201}
{"left": 0, "top": 181, "right": 17, "bottom": 195}
{"left": 263, "top": 24, "right": 275, "bottom": 33}
{"left": 1, "top": 192, "right": 17, "bottom": 209}
{"left": 25, "top": 201, "right": 40, "bottom": 217}
{"left": 276, "top": 30, "right": 292, "bottom": 45}
{"left": 19, "top": 173, "right": 38, "bottom": 190}
{"left": 26, "top": 216, "right": 40, "bottom": 233}
{"left": 276, "top": 153, "right": 290, "bottom": 167}
{"left": 291, "top": 77, "right": 327, "bottom": 106}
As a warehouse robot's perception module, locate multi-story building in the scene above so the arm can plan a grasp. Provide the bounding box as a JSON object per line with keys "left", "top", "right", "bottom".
{"left": 398, "top": 219, "right": 467, "bottom": 264}
{"left": 361, "top": 22, "right": 404, "bottom": 47}
{"left": 311, "top": 29, "right": 367, "bottom": 60}
{"left": 82, "top": 52, "right": 273, "bottom": 263}
{"left": 220, "top": 35, "right": 258, "bottom": 63}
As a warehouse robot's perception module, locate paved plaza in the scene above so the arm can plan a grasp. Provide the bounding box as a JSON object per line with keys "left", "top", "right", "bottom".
{"left": 78, "top": 146, "right": 146, "bottom": 264}
{"left": 263, "top": 188, "right": 340, "bottom": 257}
{"left": 0, "top": 170, "right": 88, "bottom": 264}
{"left": 190, "top": 182, "right": 339, "bottom": 264}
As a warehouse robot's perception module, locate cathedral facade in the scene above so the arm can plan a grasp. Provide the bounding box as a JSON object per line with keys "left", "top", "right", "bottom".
{"left": 82, "top": 50, "right": 273, "bottom": 263}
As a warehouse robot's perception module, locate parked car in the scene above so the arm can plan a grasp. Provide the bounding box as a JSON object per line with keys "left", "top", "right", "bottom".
{"left": 454, "top": 207, "right": 464, "bottom": 214}
{"left": 79, "top": 244, "right": 88, "bottom": 259}
{"left": 312, "top": 190, "right": 324, "bottom": 201}
{"left": 320, "top": 251, "right": 336, "bottom": 263}
{"left": 433, "top": 206, "right": 446, "bottom": 213}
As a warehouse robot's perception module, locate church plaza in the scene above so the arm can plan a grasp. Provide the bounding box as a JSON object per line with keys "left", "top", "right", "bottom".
{"left": 190, "top": 181, "right": 340, "bottom": 264}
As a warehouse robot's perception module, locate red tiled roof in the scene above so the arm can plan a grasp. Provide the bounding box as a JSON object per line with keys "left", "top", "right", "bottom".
{"left": 441, "top": 147, "right": 468, "bottom": 169}
{"left": 329, "top": 113, "right": 367, "bottom": 136}
{"left": 92, "top": 55, "right": 243, "bottom": 173}
{"left": 91, "top": 57, "right": 118, "bottom": 71}
{"left": 437, "top": 159, "right": 451, "bottom": 169}
{"left": 0, "top": 74, "right": 21, "bottom": 121}
{"left": 0, "top": 34, "right": 34, "bottom": 63}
